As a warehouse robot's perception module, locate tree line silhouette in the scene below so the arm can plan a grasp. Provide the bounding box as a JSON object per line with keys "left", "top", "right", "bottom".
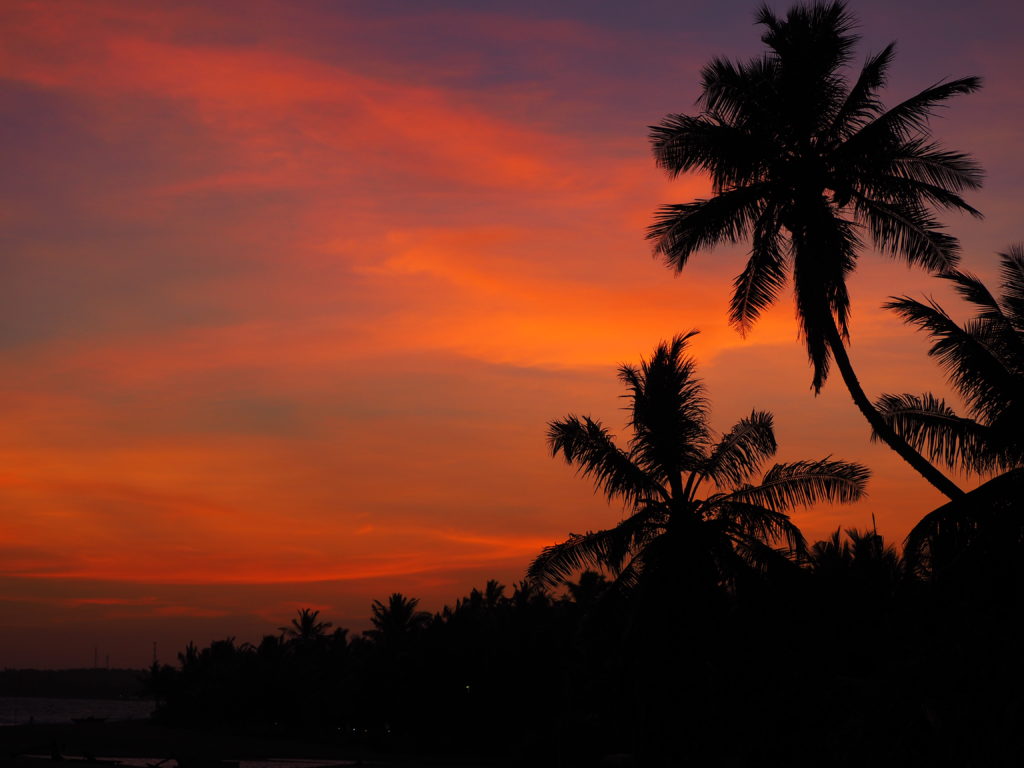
{"left": 144, "top": 2, "right": 1022, "bottom": 765}
{"left": 144, "top": 531, "right": 1023, "bottom": 765}
{"left": 144, "top": 264, "right": 1023, "bottom": 762}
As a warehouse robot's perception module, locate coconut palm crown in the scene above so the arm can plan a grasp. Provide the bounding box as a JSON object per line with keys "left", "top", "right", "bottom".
{"left": 280, "top": 608, "right": 332, "bottom": 642}
{"left": 876, "top": 246, "right": 1024, "bottom": 572}
{"left": 878, "top": 245, "right": 1024, "bottom": 475}
{"left": 647, "top": 1, "right": 981, "bottom": 500}
{"left": 529, "top": 332, "right": 869, "bottom": 592}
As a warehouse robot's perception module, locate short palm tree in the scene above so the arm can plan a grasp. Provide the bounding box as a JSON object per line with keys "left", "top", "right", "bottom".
{"left": 877, "top": 246, "right": 1024, "bottom": 568}
{"left": 364, "top": 593, "right": 431, "bottom": 647}
{"left": 529, "top": 332, "right": 869, "bottom": 594}
{"left": 809, "top": 525, "right": 904, "bottom": 597}
{"left": 647, "top": 0, "right": 981, "bottom": 500}
{"left": 280, "top": 608, "right": 332, "bottom": 643}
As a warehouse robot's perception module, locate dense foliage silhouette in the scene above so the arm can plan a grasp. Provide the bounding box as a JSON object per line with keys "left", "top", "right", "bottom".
{"left": 647, "top": 0, "right": 982, "bottom": 499}
{"left": 143, "top": 320, "right": 1024, "bottom": 765}
{"left": 145, "top": 544, "right": 1024, "bottom": 767}
{"left": 877, "top": 245, "right": 1024, "bottom": 585}
{"left": 280, "top": 608, "right": 333, "bottom": 641}
{"left": 529, "top": 332, "right": 868, "bottom": 600}
{"left": 878, "top": 245, "right": 1024, "bottom": 476}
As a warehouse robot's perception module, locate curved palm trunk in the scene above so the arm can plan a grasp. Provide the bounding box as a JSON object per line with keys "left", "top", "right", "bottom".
{"left": 824, "top": 319, "right": 965, "bottom": 500}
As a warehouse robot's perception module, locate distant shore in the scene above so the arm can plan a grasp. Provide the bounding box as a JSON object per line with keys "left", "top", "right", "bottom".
{"left": 0, "top": 669, "right": 147, "bottom": 702}
{"left": 0, "top": 719, "right": 494, "bottom": 768}
{"left": 0, "top": 696, "right": 154, "bottom": 727}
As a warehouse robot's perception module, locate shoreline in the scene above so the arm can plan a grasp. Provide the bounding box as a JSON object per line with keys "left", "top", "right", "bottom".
{"left": 0, "top": 720, "right": 494, "bottom": 768}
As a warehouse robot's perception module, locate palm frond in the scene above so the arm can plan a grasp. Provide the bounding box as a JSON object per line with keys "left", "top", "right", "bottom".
{"left": 884, "top": 296, "right": 1019, "bottom": 423}
{"left": 905, "top": 468, "right": 1024, "bottom": 576}
{"left": 528, "top": 507, "right": 665, "bottom": 588}
{"left": 851, "top": 193, "right": 960, "bottom": 272}
{"left": 791, "top": 208, "right": 860, "bottom": 390}
{"left": 904, "top": 502, "right": 975, "bottom": 577}
{"left": 757, "top": 1, "right": 857, "bottom": 72}
{"left": 755, "top": 1, "right": 858, "bottom": 139}
{"left": 711, "top": 499, "right": 807, "bottom": 555}
{"left": 610, "top": 553, "right": 645, "bottom": 592}
{"left": 723, "top": 458, "right": 869, "bottom": 511}
{"left": 792, "top": 286, "right": 832, "bottom": 393}
{"left": 999, "top": 244, "right": 1024, "bottom": 326}
{"left": 938, "top": 270, "right": 1024, "bottom": 364}
{"left": 547, "top": 416, "right": 667, "bottom": 507}
{"left": 701, "top": 410, "right": 778, "bottom": 488}
{"left": 884, "top": 138, "right": 984, "bottom": 193}
{"left": 647, "top": 184, "right": 771, "bottom": 272}
{"left": 843, "top": 76, "right": 982, "bottom": 148}
{"left": 829, "top": 42, "right": 895, "bottom": 138}
{"left": 857, "top": 173, "right": 982, "bottom": 218}
{"left": 874, "top": 392, "right": 999, "bottom": 473}
{"left": 698, "top": 55, "right": 778, "bottom": 128}
{"left": 729, "top": 206, "right": 789, "bottom": 333}
{"left": 942, "top": 269, "right": 1003, "bottom": 315}
{"left": 649, "top": 114, "right": 770, "bottom": 189}
{"left": 728, "top": 531, "right": 805, "bottom": 574}
{"left": 620, "top": 333, "right": 712, "bottom": 481}
{"left": 528, "top": 531, "right": 619, "bottom": 589}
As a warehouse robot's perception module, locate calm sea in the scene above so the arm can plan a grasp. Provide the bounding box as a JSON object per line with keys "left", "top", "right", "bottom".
{"left": 0, "top": 696, "right": 155, "bottom": 726}
{"left": 0, "top": 698, "right": 357, "bottom": 766}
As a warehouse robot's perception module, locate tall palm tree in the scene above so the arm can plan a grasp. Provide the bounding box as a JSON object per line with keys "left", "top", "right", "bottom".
{"left": 529, "top": 332, "right": 869, "bottom": 594}
{"left": 647, "top": 0, "right": 982, "bottom": 500}
{"left": 876, "top": 246, "right": 1024, "bottom": 570}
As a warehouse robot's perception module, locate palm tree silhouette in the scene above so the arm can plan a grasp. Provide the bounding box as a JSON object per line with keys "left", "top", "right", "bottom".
{"left": 280, "top": 608, "right": 333, "bottom": 642}
{"left": 877, "top": 245, "right": 1024, "bottom": 476}
{"left": 647, "top": 0, "right": 981, "bottom": 500}
{"left": 529, "top": 332, "right": 869, "bottom": 593}
{"left": 876, "top": 245, "right": 1024, "bottom": 570}
{"left": 809, "top": 525, "right": 904, "bottom": 599}
{"left": 365, "top": 593, "right": 431, "bottom": 646}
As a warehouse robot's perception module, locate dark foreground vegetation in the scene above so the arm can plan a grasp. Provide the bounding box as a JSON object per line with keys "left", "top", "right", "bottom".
{"left": 119, "top": 298, "right": 1024, "bottom": 767}
{"left": 138, "top": 262, "right": 1023, "bottom": 766}
{"left": 139, "top": 274, "right": 1023, "bottom": 766}
{"left": 134, "top": 553, "right": 1024, "bottom": 768}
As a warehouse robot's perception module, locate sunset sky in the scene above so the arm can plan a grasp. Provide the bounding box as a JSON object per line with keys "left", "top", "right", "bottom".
{"left": 3, "top": 0, "right": 1023, "bottom": 668}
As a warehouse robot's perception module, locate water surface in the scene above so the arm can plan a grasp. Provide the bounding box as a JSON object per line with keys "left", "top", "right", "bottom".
{"left": 0, "top": 696, "right": 154, "bottom": 726}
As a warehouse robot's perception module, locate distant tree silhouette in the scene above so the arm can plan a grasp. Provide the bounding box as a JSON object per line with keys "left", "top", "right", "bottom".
{"left": 507, "top": 578, "right": 551, "bottom": 612}
{"left": 809, "top": 525, "right": 904, "bottom": 603}
{"left": 280, "top": 608, "right": 333, "bottom": 642}
{"left": 877, "top": 246, "right": 1024, "bottom": 575}
{"left": 447, "top": 579, "right": 507, "bottom": 618}
{"left": 647, "top": 0, "right": 981, "bottom": 500}
{"left": 144, "top": 566, "right": 1024, "bottom": 766}
{"left": 565, "top": 570, "right": 612, "bottom": 607}
{"left": 364, "top": 593, "right": 431, "bottom": 647}
{"left": 529, "top": 332, "right": 868, "bottom": 595}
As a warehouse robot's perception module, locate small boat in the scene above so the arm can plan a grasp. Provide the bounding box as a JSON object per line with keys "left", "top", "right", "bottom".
{"left": 71, "top": 716, "right": 109, "bottom": 725}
